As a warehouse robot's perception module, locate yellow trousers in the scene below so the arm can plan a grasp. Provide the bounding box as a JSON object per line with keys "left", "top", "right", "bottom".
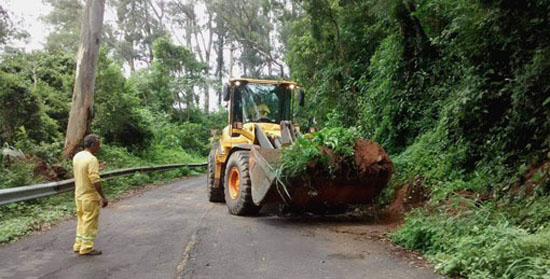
{"left": 73, "top": 199, "right": 100, "bottom": 254}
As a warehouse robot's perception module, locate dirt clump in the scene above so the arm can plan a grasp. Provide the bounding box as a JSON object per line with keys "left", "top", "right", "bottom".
{"left": 320, "top": 147, "right": 344, "bottom": 170}
{"left": 510, "top": 161, "right": 549, "bottom": 196}
{"left": 389, "top": 176, "right": 430, "bottom": 216}
{"left": 354, "top": 139, "right": 394, "bottom": 178}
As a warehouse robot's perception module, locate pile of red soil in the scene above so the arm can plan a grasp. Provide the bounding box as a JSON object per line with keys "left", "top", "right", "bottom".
{"left": 32, "top": 159, "right": 67, "bottom": 181}
{"left": 5, "top": 155, "right": 67, "bottom": 182}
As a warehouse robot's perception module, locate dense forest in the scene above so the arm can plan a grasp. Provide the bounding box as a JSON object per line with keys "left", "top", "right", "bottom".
{"left": 1, "top": 0, "right": 550, "bottom": 278}
{"left": 289, "top": 1, "right": 550, "bottom": 278}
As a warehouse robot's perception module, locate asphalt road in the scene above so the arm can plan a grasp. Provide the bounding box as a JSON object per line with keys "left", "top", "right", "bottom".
{"left": 0, "top": 175, "right": 442, "bottom": 279}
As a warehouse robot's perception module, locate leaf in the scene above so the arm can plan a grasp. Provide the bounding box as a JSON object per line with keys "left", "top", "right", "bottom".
{"left": 518, "top": 164, "right": 527, "bottom": 175}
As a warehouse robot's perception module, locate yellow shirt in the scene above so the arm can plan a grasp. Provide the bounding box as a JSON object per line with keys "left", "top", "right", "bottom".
{"left": 73, "top": 150, "right": 101, "bottom": 200}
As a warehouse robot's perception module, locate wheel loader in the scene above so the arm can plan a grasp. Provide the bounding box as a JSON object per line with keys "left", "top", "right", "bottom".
{"left": 207, "top": 78, "right": 393, "bottom": 215}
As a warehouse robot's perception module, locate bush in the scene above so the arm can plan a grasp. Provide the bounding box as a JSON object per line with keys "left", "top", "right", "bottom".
{"left": 0, "top": 72, "right": 57, "bottom": 143}
{"left": 93, "top": 51, "right": 154, "bottom": 149}
{"left": 0, "top": 160, "right": 36, "bottom": 189}
{"left": 392, "top": 205, "right": 550, "bottom": 279}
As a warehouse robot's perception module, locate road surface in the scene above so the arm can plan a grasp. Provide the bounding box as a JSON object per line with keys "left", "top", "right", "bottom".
{"left": 0, "top": 175, "right": 442, "bottom": 279}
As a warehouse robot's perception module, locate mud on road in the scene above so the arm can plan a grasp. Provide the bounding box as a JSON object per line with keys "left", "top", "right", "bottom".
{"left": 0, "top": 176, "right": 443, "bottom": 279}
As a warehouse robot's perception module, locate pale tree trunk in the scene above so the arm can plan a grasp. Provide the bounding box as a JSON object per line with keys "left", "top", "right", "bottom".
{"left": 189, "top": 7, "right": 213, "bottom": 113}
{"left": 202, "top": 13, "right": 213, "bottom": 113}
{"left": 215, "top": 30, "right": 224, "bottom": 105}
{"left": 203, "top": 83, "right": 209, "bottom": 112}
{"left": 229, "top": 43, "right": 235, "bottom": 79}
{"left": 63, "top": 0, "right": 106, "bottom": 159}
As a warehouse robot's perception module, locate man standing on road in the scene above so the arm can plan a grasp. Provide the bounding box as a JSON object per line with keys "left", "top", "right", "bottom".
{"left": 72, "top": 134, "right": 108, "bottom": 256}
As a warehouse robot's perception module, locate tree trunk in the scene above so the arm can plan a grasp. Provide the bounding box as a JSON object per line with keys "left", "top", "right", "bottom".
{"left": 63, "top": 0, "right": 105, "bottom": 159}
{"left": 203, "top": 83, "right": 209, "bottom": 112}
{"left": 229, "top": 43, "right": 235, "bottom": 78}
{"left": 215, "top": 31, "right": 224, "bottom": 105}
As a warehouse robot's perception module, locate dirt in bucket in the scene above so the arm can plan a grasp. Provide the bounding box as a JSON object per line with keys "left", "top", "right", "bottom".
{"left": 354, "top": 139, "right": 394, "bottom": 178}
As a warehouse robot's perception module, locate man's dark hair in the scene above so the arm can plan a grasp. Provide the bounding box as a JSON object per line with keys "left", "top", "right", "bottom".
{"left": 83, "top": 134, "right": 100, "bottom": 148}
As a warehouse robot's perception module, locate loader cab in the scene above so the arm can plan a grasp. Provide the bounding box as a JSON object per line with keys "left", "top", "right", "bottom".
{"left": 224, "top": 79, "right": 297, "bottom": 126}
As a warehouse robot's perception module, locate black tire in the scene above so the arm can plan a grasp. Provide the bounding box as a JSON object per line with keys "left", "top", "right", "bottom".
{"left": 224, "top": 151, "right": 261, "bottom": 215}
{"left": 207, "top": 142, "right": 224, "bottom": 202}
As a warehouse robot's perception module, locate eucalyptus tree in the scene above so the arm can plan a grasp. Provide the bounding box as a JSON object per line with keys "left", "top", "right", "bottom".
{"left": 210, "top": 0, "right": 283, "bottom": 77}
{"left": 0, "top": 4, "right": 29, "bottom": 49}
{"left": 42, "top": 0, "right": 84, "bottom": 53}
{"left": 64, "top": 0, "right": 106, "bottom": 158}
{"left": 151, "top": 36, "right": 206, "bottom": 121}
{"left": 167, "top": 0, "right": 218, "bottom": 111}
{"left": 109, "top": 0, "right": 168, "bottom": 71}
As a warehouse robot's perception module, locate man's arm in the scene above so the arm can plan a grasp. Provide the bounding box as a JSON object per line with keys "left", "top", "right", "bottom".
{"left": 88, "top": 157, "right": 108, "bottom": 207}
{"left": 93, "top": 182, "right": 108, "bottom": 208}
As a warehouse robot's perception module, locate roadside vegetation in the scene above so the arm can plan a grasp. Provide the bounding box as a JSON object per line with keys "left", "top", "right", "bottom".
{"left": 287, "top": 0, "right": 550, "bottom": 278}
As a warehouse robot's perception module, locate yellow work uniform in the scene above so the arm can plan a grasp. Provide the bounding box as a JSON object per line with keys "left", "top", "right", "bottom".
{"left": 72, "top": 150, "right": 101, "bottom": 254}
{"left": 247, "top": 104, "right": 271, "bottom": 121}
{"left": 256, "top": 104, "right": 270, "bottom": 116}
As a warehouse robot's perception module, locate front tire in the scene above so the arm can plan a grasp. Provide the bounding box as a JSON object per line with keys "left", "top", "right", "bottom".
{"left": 207, "top": 142, "right": 224, "bottom": 202}
{"left": 224, "top": 151, "right": 261, "bottom": 215}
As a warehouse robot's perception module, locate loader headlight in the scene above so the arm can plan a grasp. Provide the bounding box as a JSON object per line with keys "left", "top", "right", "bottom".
{"left": 234, "top": 81, "right": 241, "bottom": 87}
{"left": 289, "top": 84, "right": 295, "bottom": 90}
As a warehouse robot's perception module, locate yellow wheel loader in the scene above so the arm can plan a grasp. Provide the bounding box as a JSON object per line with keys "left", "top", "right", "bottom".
{"left": 207, "top": 78, "right": 393, "bottom": 216}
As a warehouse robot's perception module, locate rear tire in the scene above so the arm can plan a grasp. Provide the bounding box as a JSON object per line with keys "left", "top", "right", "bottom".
{"left": 224, "top": 151, "right": 261, "bottom": 215}
{"left": 207, "top": 142, "right": 224, "bottom": 202}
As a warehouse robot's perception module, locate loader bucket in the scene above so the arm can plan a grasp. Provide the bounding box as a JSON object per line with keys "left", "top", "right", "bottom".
{"left": 248, "top": 139, "right": 394, "bottom": 210}
{"left": 249, "top": 147, "right": 282, "bottom": 206}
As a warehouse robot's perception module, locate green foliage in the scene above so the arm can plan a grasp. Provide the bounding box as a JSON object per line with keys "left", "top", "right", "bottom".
{"left": 279, "top": 126, "right": 360, "bottom": 178}
{"left": 0, "top": 50, "right": 75, "bottom": 146}
{"left": 0, "top": 4, "right": 28, "bottom": 47}
{"left": 93, "top": 50, "right": 153, "bottom": 149}
{"left": 147, "top": 37, "right": 206, "bottom": 121}
{"left": 0, "top": 160, "right": 36, "bottom": 189}
{"left": 392, "top": 205, "right": 550, "bottom": 279}
{"left": 42, "top": 0, "right": 82, "bottom": 52}
{"left": 289, "top": 0, "right": 550, "bottom": 170}
{"left": 0, "top": 71, "right": 58, "bottom": 143}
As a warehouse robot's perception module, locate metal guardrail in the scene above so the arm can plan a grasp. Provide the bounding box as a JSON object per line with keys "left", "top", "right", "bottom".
{"left": 0, "top": 162, "right": 207, "bottom": 206}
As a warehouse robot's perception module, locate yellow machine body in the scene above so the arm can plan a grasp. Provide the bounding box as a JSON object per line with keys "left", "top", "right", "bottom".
{"left": 211, "top": 78, "right": 298, "bottom": 190}
{"left": 213, "top": 122, "right": 283, "bottom": 183}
